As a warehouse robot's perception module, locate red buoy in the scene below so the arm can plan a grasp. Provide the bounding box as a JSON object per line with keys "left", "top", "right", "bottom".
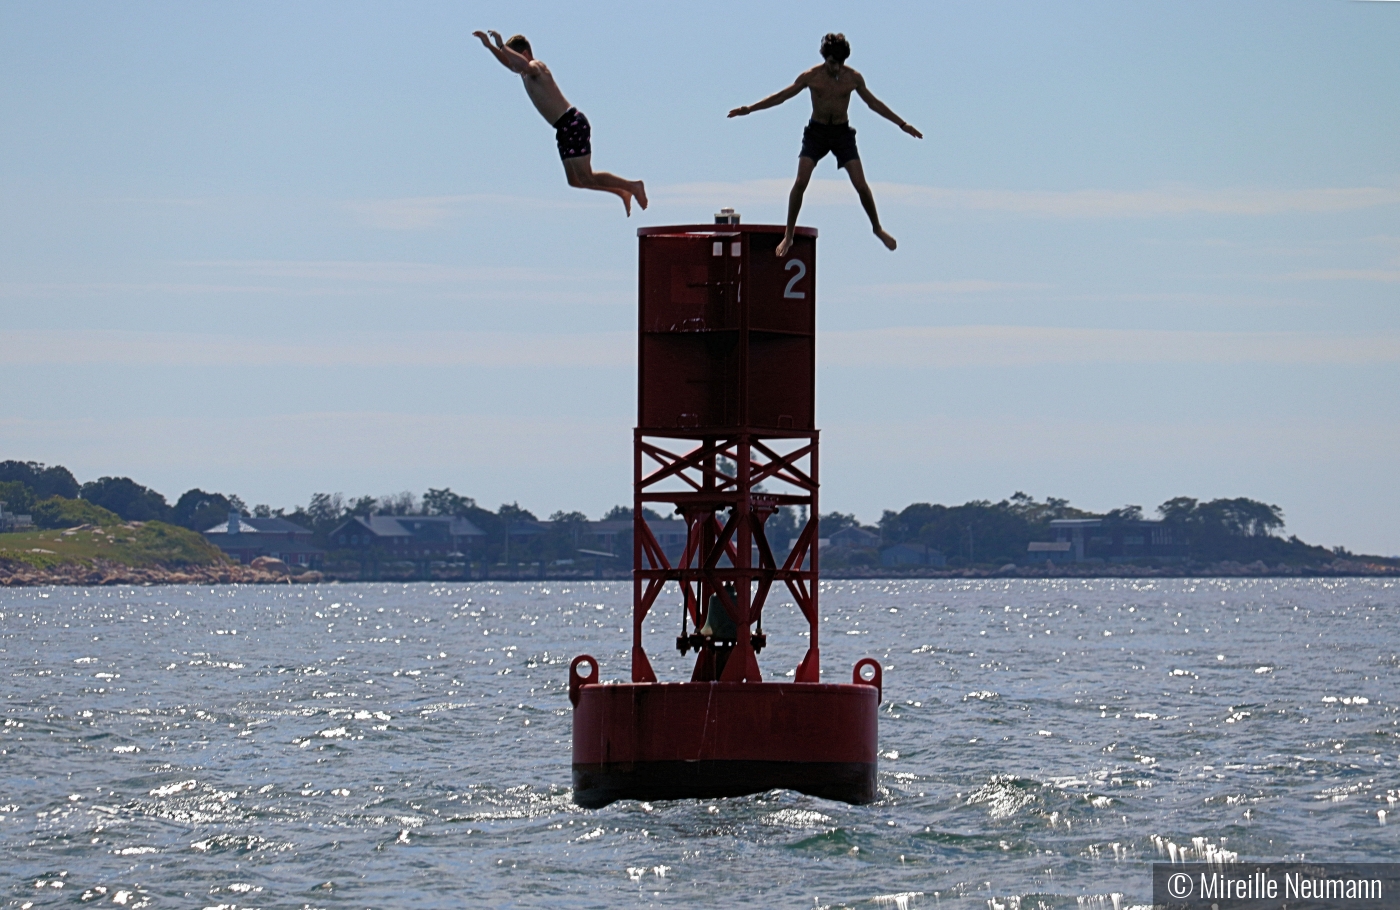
{"left": 571, "top": 219, "right": 881, "bottom": 808}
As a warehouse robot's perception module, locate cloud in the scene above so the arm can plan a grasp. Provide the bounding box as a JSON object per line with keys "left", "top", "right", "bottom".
{"left": 0, "top": 411, "right": 633, "bottom": 513}
{"left": 187, "top": 258, "right": 628, "bottom": 286}
{"left": 343, "top": 195, "right": 472, "bottom": 230}
{"left": 0, "top": 282, "right": 287, "bottom": 299}
{"left": 1, "top": 329, "right": 633, "bottom": 369}
{"left": 0, "top": 259, "right": 631, "bottom": 304}
{"left": 836, "top": 279, "right": 1052, "bottom": 298}
{"left": 824, "top": 414, "right": 1400, "bottom": 467}
{"left": 655, "top": 179, "right": 1400, "bottom": 218}
{"left": 342, "top": 193, "right": 600, "bottom": 230}
{"left": 7, "top": 326, "right": 1396, "bottom": 370}
{"left": 192, "top": 259, "right": 541, "bottom": 283}
{"left": 1280, "top": 269, "right": 1400, "bottom": 283}
{"left": 821, "top": 325, "right": 1400, "bottom": 368}
{"left": 880, "top": 184, "right": 1400, "bottom": 217}
{"left": 655, "top": 179, "right": 845, "bottom": 208}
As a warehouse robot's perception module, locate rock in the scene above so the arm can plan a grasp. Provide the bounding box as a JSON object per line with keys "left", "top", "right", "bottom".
{"left": 249, "top": 556, "right": 289, "bottom": 575}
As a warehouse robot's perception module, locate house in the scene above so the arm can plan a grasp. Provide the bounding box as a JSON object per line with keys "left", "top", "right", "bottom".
{"left": 880, "top": 542, "right": 946, "bottom": 568}
{"left": 0, "top": 501, "right": 34, "bottom": 533}
{"left": 1026, "top": 541, "right": 1074, "bottom": 564}
{"left": 578, "top": 519, "right": 689, "bottom": 561}
{"left": 1027, "top": 517, "right": 1186, "bottom": 563}
{"left": 829, "top": 526, "right": 880, "bottom": 549}
{"left": 328, "top": 514, "right": 486, "bottom": 559}
{"left": 204, "top": 512, "right": 323, "bottom": 567}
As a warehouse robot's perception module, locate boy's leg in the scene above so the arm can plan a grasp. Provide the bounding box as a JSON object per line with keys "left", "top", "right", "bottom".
{"left": 844, "top": 159, "right": 896, "bottom": 251}
{"left": 563, "top": 156, "right": 647, "bottom": 216}
{"left": 777, "top": 156, "right": 818, "bottom": 257}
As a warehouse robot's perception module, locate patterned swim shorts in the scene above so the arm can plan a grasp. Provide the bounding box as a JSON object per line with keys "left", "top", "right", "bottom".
{"left": 553, "top": 107, "right": 592, "bottom": 160}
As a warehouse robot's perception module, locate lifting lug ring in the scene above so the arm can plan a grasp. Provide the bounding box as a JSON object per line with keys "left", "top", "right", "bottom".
{"left": 852, "top": 658, "right": 882, "bottom": 703}
{"left": 569, "top": 654, "right": 598, "bottom": 708}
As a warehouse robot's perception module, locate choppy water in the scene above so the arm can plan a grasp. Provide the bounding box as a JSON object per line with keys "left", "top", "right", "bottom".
{"left": 2, "top": 578, "right": 1397, "bottom": 909}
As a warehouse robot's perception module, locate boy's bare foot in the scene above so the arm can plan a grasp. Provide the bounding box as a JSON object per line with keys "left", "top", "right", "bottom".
{"left": 776, "top": 234, "right": 795, "bottom": 257}
{"left": 875, "top": 229, "right": 897, "bottom": 251}
{"left": 632, "top": 181, "right": 648, "bottom": 210}
{"left": 620, "top": 191, "right": 632, "bottom": 217}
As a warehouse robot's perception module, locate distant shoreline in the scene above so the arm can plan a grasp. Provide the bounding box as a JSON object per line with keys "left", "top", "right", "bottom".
{"left": 2, "top": 558, "right": 1395, "bottom": 587}
{"left": 819, "top": 558, "right": 1399, "bottom": 580}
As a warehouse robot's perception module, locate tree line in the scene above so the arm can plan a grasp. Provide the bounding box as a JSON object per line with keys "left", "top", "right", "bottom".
{"left": 0, "top": 459, "right": 1357, "bottom": 568}
{"left": 869, "top": 492, "right": 1337, "bottom": 567}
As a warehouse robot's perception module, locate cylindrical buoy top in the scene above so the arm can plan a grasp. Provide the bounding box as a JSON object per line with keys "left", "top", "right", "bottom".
{"left": 636, "top": 223, "right": 817, "bottom": 432}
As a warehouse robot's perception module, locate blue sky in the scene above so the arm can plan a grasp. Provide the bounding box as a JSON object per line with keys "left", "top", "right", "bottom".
{"left": 2, "top": 1, "right": 1398, "bottom": 553}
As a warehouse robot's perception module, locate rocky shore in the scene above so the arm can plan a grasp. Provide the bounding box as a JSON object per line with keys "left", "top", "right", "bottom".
{"left": 0, "top": 557, "right": 324, "bottom": 587}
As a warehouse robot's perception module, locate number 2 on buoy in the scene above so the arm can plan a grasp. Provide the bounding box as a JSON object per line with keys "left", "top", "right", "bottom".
{"left": 783, "top": 258, "right": 807, "bottom": 298}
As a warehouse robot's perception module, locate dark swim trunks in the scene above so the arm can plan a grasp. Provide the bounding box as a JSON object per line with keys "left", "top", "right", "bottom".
{"left": 553, "top": 107, "right": 592, "bottom": 160}
{"left": 800, "top": 119, "right": 859, "bottom": 168}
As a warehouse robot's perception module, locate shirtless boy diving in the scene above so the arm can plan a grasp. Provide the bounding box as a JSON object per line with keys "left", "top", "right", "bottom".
{"left": 474, "top": 30, "right": 647, "bottom": 215}
{"left": 729, "top": 33, "right": 921, "bottom": 256}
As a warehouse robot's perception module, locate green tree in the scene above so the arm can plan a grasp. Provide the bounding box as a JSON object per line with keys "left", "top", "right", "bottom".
{"left": 820, "top": 511, "right": 861, "bottom": 534}
{"left": 80, "top": 477, "right": 172, "bottom": 522}
{"left": 0, "top": 460, "right": 79, "bottom": 499}
{"left": 378, "top": 491, "right": 418, "bottom": 515}
{"left": 424, "top": 488, "right": 477, "bottom": 516}
{"left": 346, "top": 495, "right": 377, "bottom": 517}
{"left": 531, "top": 510, "right": 584, "bottom": 562}
{"left": 878, "top": 504, "right": 942, "bottom": 545}
{"left": 880, "top": 497, "right": 1042, "bottom": 565}
{"left": 1156, "top": 496, "right": 1285, "bottom": 538}
{"left": 0, "top": 480, "right": 36, "bottom": 515}
{"left": 765, "top": 505, "right": 802, "bottom": 548}
{"left": 1156, "top": 495, "right": 1300, "bottom": 563}
{"left": 1157, "top": 497, "right": 1199, "bottom": 524}
{"left": 173, "top": 488, "right": 247, "bottom": 531}
{"left": 601, "top": 505, "right": 664, "bottom": 521}
{"left": 304, "top": 493, "right": 345, "bottom": 525}
{"left": 1003, "top": 492, "right": 1092, "bottom": 526}
{"left": 498, "top": 502, "right": 538, "bottom": 523}
{"left": 1201, "top": 498, "right": 1284, "bottom": 537}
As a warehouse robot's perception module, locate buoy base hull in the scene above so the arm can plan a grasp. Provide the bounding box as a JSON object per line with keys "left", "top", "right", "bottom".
{"left": 573, "top": 759, "right": 875, "bottom": 808}
{"left": 571, "top": 681, "right": 879, "bottom": 808}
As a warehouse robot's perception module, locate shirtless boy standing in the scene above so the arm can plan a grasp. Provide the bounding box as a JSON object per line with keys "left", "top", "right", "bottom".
{"left": 474, "top": 30, "right": 646, "bottom": 215}
{"left": 729, "top": 33, "right": 921, "bottom": 255}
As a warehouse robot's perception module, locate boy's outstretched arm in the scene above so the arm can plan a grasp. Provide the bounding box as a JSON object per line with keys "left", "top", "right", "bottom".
{"left": 473, "top": 29, "right": 532, "bottom": 74}
{"left": 728, "top": 75, "right": 807, "bottom": 118}
{"left": 856, "top": 81, "right": 923, "bottom": 138}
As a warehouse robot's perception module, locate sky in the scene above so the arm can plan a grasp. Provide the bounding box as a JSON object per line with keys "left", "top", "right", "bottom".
{"left": 1, "top": 1, "right": 1397, "bottom": 554}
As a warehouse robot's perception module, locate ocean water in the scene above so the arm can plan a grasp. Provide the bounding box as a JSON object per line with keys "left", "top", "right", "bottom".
{"left": 1, "top": 578, "right": 1397, "bottom": 909}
